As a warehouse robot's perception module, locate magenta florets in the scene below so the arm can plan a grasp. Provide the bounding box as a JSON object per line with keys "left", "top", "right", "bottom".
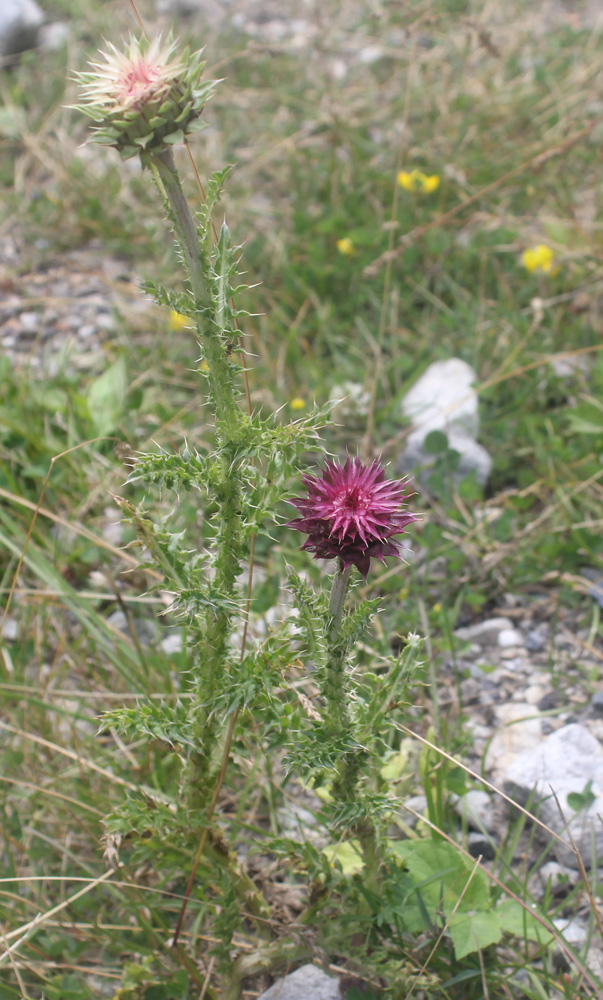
{"left": 287, "top": 456, "right": 417, "bottom": 579}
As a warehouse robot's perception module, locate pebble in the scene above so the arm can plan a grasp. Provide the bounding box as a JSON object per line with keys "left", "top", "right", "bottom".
{"left": 257, "top": 964, "right": 341, "bottom": 1000}
{"left": 453, "top": 789, "right": 497, "bottom": 834}
{"left": 0, "top": 618, "right": 18, "bottom": 641}
{"left": 525, "top": 629, "right": 546, "bottom": 652}
{"left": 455, "top": 617, "right": 513, "bottom": 646}
{"left": 533, "top": 861, "right": 574, "bottom": 900}
{"left": 39, "top": 21, "right": 69, "bottom": 50}
{"left": 538, "top": 690, "right": 561, "bottom": 712}
{"left": 498, "top": 628, "right": 524, "bottom": 648}
{"left": 401, "top": 794, "right": 428, "bottom": 829}
{"left": 467, "top": 830, "right": 496, "bottom": 861}
{"left": 160, "top": 632, "right": 183, "bottom": 656}
{"left": 19, "top": 310, "right": 39, "bottom": 331}
{"left": 591, "top": 691, "right": 603, "bottom": 715}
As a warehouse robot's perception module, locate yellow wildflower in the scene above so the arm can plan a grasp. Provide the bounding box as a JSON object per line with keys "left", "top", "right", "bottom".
{"left": 169, "top": 309, "right": 192, "bottom": 331}
{"left": 290, "top": 397, "right": 306, "bottom": 410}
{"left": 336, "top": 237, "right": 355, "bottom": 256}
{"left": 398, "top": 169, "right": 440, "bottom": 194}
{"left": 521, "top": 244, "right": 556, "bottom": 275}
{"left": 433, "top": 603, "right": 441, "bottom": 614}
{"left": 200, "top": 360, "right": 210, "bottom": 372}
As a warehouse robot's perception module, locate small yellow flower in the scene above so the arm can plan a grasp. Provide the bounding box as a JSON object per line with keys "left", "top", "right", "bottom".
{"left": 521, "top": 244, "right": 556, "bottom": 274}
{"left": 420, "top": 174, "right": 440, "bottom": 193}
{"left": 290, "top": 397, "right": 306, "bottom": 410}
{"left": 398, "top": 169, "right": 440, "bottom": 194}
{"left": 169, "top": 309, "right": 192, "bottom": 331}
{"left": 336, "top": 237, "right": 355, "bottom": 256}
{"left": 200, "top": 359, "right": 210, "bottom": 372}
{"left": 433, "top": 603, "right": 441, "bottom": 614}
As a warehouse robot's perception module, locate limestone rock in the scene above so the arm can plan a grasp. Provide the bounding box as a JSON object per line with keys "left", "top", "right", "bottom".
{"left": 503, "top": 724, "right": 603, "bottom": 868}
{"left": 257, "top": 964, "right": 341, "bottom": 1000}
{"left": 485, "top": 703, "right": 544, "bottom": 780}
{"left": 0, "top": 0, "right": 44, "bottom": 58}
{"left": 455, "top": 617, "right": 513, "bottom": 646}
{"left": 396, "top": 358, "right": 492, "bottom": 488}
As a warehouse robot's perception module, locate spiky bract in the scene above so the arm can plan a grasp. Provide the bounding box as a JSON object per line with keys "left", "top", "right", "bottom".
{"left": 73, "top": 34, "right": 215, "bottom": 159}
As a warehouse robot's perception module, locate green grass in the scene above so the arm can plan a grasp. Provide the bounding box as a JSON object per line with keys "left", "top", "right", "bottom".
{"left": 1, "top": 0, "right": 603, "bottom": 996}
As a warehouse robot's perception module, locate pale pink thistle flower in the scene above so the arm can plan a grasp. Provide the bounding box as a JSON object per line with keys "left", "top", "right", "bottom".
{"left": 288, "top": 456, "right": 417, "bottom": 579}
{"left": 73, "top": 34, "right": 215, "bottom": 160}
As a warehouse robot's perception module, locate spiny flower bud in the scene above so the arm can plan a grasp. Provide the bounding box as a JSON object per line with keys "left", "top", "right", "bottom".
{"left": 72, "top": 34, "right": 215, "bottom": 160}
{"left": 288, "top": 456, "right": 418, "bottom": 579}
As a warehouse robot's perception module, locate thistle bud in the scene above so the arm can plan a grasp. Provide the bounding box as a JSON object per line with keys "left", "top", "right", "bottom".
{"left": 73, "top": 34, "right": 215, "bottom": 160}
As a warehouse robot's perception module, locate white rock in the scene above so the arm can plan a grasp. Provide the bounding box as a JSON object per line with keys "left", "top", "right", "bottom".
{"left": 160, "top": 632, "right": 183, "bottom": 655}
{"left": 397, "top": 359, "right": 492, "bottom": 488}
{"left": 401, "top": 358, "right": 480, "bottom": 437}
{"left": 329, "top": 380, "right": 371, "bottom": 419}
{"left": 554, "top": 915, "right": 588, "bottom": 947}
{"left": 401, "top": 793, "right": 428, "bottom": 829}
{"left": 39, "top": 21, "right": 69, "bottom": 50}
{"left": 498, "top": 628, "right": 524, "bottom": 648}
{"left": 453, "top": 789, "right": 497, "bottom": 834}
{"left": 401, "top": 427, "right": 492, "bottom": 487}
{"left": 531, "top": 860, "right": 574, "bottom": 900}
{"left": 455, "top": 617, "right": 513, "bottom": 645}
{"left": 485, "top": 703, "right": 544, "bottom": 779}
{"left": 257, "top": 965, "right": 341, "bottom": 1000}
{"left": 0, "top": 0, "right": 44, "bottom": 58}
{"left": 0, "top": 618, "right": 18, "bottom": 641}
{"left": 503, "top": 724, "right": 603, "bottom": 868}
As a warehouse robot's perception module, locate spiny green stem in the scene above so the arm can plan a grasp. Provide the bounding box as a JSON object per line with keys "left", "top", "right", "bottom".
{"left": 326, "top": 564, "right": 380, "bottom": 877}
{"left": 324, "top": 562, "right": 352, "bottom": 730}
{"left": 148, "top": 149, "right": 244, "bottom": 800}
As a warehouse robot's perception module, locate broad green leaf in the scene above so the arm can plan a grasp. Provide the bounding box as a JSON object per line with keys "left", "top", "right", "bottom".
{"left": 323, "top": 840, "right": 364, "bottom": 875}
{"left": 393, "top": 840, "right": 490, "bottom": 915}
{"left": 496, "top": 897, "right": 554, "bottom": 946}
{"left": 87, "top": 356, "right": 127, "bottom": 435}
{"left": 449, "top": 909, "right": 502, "bottom": 959}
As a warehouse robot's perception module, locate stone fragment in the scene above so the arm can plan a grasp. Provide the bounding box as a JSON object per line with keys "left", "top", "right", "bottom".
{"left": 525, "top": 629, "right": 546, "bottom": 652}
{"left": 39, "top": 21, "right": 69, "bottom": 50}
{"left": 498, "top": 628, "right": 523, "bottom": 648}
{"left": 485, "top": 703, "right": 544, "bottom": 779}
{"left": 532, "top": 860, "right": 574, "bottom": 900}
{"left": 0, "top": 0, "right": 44, "bottom": 58}
{"left": 537, "top": 690, "right": 561, "bottom": 712}
{"left": 0, "top": 618, "right": 18, "bottom": 641}
{"left": 401, "top": 793, "right": 428, "bottom": 829}
{"left": 160, "top": 632, "right": 183, "bottom": 655}
{"left": 503, "top": 724, "right": 603, "bottom": 868}
{"left": 257, "top": 964, "right": 341, "bottom": 1000}
{"left": 455, "top": 617, "right": 513, "bottom": 645}
{"left": 396, "top": 359, "right": 492, "bottom": 488}
{"left": 467, "top": 830, "right": 496, "bottom": 860}
{"left": 454, "top": 789, "right": 497, "bottom": 834}
{"left": 591, "top": 691, "right": 603, "bottom": 715}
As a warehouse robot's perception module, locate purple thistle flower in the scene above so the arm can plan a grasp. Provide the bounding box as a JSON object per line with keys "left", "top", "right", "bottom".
{"left": 288, "top": 456, "right": 417, "bottom": 579}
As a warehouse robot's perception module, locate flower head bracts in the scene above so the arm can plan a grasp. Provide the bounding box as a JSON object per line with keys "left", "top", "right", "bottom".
{"left": 73, "top": 34, "right": 215, "bottom": 159}
{"left": 288, "top": 456, "right": 417, "bottom": 578}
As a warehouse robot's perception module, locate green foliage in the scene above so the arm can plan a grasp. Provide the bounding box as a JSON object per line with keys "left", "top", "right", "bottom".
{"left": 101, "top": 702, "right": 196, "bottom": 750}
{"left": 390, "top": 841, "right": 553, "bottom": 960}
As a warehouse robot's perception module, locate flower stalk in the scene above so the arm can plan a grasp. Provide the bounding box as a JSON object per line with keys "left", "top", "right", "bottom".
{"left": 148, "top": 147, "right": 245, "bottom": 799}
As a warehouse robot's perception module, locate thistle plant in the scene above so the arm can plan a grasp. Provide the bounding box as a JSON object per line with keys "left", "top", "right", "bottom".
{"left": 74, "top": 32, "right": 421, "bottom": 995}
